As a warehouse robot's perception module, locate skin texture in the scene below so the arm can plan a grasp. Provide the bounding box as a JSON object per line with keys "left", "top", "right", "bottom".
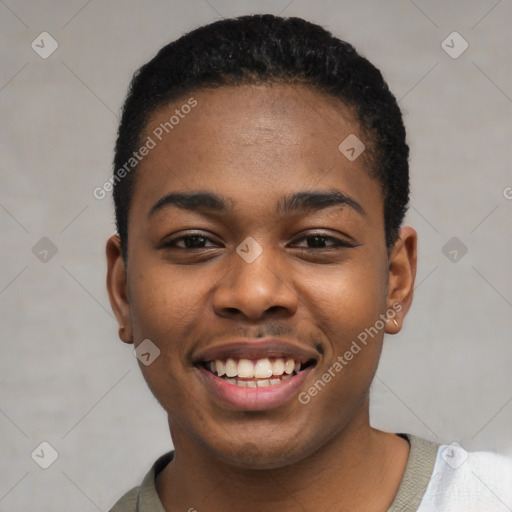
{"left": 106, "top": 84, "right": 417, "bottom": 511}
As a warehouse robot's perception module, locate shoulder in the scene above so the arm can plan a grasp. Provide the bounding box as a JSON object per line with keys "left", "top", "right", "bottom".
{"left": 418, "top": 441, "right": 512, "bottom": 511}
{"left": 108, "top": 451, "right": 174, "bottom": 512}
{"left": 387, "top": 433, "right": 441, "bottom": 512}
{"left": 108, "top": 486, "right": 138, "bottom": 512}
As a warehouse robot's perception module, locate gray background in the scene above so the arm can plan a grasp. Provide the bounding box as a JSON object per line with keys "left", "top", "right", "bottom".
{"left": 1, "top": 0, "right": 511, "bottom": 510}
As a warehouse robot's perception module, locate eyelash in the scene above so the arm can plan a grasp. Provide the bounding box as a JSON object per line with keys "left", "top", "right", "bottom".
{"left": 161, "top": 232, "right": 355, "bottom": 250}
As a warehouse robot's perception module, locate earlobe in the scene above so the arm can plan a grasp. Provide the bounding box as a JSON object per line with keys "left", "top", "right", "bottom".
{"left": 385, "top": 226, "right": 417, "bottom": 334}
{"left": 105, "top": 234, "right": 133, "bottom": 344}
{"left": 385, "top": 315, "right": 401, "bottom": 335}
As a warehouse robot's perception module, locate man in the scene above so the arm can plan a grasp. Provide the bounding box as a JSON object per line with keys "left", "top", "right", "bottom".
{"left": 106, "top": 14, "right": 512, "bottom": 511}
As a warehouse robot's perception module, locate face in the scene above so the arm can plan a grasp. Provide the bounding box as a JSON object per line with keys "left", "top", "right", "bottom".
{"left": 106, "top": 84, "right": 417, "bottom": 469}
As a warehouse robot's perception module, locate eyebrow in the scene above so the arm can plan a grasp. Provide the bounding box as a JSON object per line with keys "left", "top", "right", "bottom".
{"left": 148, "top": 189, "right": 366, "bottom": 219}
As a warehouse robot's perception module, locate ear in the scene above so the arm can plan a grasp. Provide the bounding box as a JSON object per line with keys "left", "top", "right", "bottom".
{"left": 385, "top": 226, "right": 417, "bottom": 334}
{"left": 106, "top": 234, "right": 133, "bottom": 344}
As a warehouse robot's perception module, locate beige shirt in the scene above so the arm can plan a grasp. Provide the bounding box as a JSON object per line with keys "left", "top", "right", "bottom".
{"left": 109, "top": 433, "right": 439, "bottom": 512}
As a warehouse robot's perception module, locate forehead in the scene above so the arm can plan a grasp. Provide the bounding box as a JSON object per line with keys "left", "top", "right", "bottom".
{"left": 132, "top": 84, "right": 381, "bottom": 221}
{"left": 144, "top": 83, "right": 368, "bottom": 166}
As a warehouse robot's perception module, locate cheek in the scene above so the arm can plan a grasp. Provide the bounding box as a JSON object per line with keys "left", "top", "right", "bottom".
{"left": 128, "top": 263, "right": 210, "bottom": 341}
{"left": 297, "top": 267, "right": 387, "bottom": 426}
{"left": 126, "top": 265, "right": 210, "bottom": 411}
{"left": 301, "top": 259, "right": 388, "bottom": 346}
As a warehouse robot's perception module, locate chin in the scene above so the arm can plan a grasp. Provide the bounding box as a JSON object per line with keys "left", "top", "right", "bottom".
{"left": 216, "top": 444, "right": 302, "bottom": 469}
{"left": 201, "top": 429, "right": 319, "bottom": 470}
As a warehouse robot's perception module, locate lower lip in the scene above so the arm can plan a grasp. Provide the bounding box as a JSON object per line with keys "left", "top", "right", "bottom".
{"left": 197, "top": 366, "right": 313, "bottom": 411}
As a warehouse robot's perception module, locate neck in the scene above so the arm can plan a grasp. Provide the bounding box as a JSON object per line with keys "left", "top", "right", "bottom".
{"left": 156, "top": 407, "right": 409, "bottom": 511}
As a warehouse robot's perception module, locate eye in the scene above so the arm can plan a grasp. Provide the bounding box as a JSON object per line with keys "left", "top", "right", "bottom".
{"left": 161, "top": 232, "right": 220, "bottom": 249}
{"left": 291, "top": 233, "right": 355, "bottom": 250}
{"left": 159, "top": 231, "right": 356, "bottom": 252}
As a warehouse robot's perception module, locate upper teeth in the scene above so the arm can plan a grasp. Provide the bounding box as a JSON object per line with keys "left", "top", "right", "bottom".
{"left": 210, "top": 358, "right": 302, "bottom": 378}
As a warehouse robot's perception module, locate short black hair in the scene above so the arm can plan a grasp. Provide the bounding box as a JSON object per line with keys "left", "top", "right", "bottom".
{"left": 113, "top": 14, "right": 409, "bottom": 262}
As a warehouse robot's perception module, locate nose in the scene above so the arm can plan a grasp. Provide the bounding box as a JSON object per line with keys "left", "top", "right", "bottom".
{"left": 211, "top": 242, "right": 299, "bottom": 321}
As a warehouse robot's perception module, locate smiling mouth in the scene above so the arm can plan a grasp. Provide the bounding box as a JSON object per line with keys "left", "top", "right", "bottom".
{"left": 200, "top": 357, "right": 316, "bottom": 388}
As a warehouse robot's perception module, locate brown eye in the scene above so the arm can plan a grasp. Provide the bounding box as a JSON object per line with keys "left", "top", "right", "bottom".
{"left": 292, "top": 234, "right": 354, "bottom": 249}
{"left": 162, "top": 233, "right": 219, "bottom": 249}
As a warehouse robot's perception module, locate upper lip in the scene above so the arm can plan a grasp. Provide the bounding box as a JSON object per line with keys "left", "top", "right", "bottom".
{"left": 193, "top": 338, "right": 320, "bottom": 365}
